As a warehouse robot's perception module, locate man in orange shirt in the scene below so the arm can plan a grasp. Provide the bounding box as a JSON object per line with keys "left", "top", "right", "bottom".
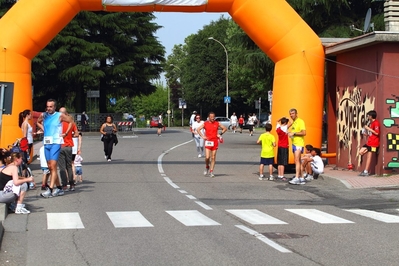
{"left": 58, "top": 107, "right": 78, "bottom": 192}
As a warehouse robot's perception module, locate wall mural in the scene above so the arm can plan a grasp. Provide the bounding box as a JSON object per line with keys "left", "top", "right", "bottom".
{"left": 336, "top": 86, "right": 375, "bottom": 168}
{"left": 384, "top": 95, "right": 399, "bottom": 169}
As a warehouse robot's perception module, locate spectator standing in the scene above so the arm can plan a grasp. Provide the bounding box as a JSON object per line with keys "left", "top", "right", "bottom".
{"left": 257, "top": 123, "right": 276, "bottom": 180}
{"left": 100, "top": 115, "right": 117, "bottom": 161}
{"left": 74, "top": 151, "right": 83, "bottom": 184}
{"left": 37, "top": 99, "right": 73, "bottom": 198}
{"left": 72, "top": 132, "right": 82, "bottom": 184}
{"left": 287, "top": 108, "right": 307, "bottom": 185}
{"left": 18, "top": 109, "right": 34, "bottom": 162}
{"left": 197, "top": 112, "right": 227, "bottom": 178}
{"left": 276, "top": 117, "right": 290, "bottom": 180}
{"left": 81, "top": 111, "right": 88, "bottom": 132}
{"left": 230, "top": 112, "right": 238, "bottom": 133}
{"left": 358, "top": 110, "right": 380, "bottom": 176}
{"left": 58, "top": 107, "right": 78, "bottom": 192}
{"left": 191, "top": 114, "right": 205, "bottom": 158}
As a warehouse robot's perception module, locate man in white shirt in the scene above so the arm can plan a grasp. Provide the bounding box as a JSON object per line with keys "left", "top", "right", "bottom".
{"left": 230, "top": 112, "right": 238, "bottom": 133}
{"left": 189, "top": 111, "right": 197, "bottom": 137}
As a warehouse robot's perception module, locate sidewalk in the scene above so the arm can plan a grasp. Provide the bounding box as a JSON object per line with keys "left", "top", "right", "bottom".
{"left": 322, "top": 165, "right": 399, "bottom": 189}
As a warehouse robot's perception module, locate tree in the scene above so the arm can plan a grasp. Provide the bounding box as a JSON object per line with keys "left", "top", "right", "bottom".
{"left": 30, "top": 11, "right": 165, "bottom": 112}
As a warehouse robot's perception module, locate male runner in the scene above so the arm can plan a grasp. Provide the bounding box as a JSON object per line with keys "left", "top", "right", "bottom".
{"left": 197, "top": 112, "right": 227, "bottom": 177}
{"left": 37, "top": 99, "right": 73, "bottom": 197}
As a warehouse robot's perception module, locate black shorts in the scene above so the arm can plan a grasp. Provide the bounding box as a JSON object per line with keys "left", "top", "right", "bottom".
{"left": 277, "top": 147, "right": 289, "bottom": 165}
{"left": 157, "top": 123, "right": 163, "bottom": 129}
{"left": 248, "top": 125, "right": 254, "bottom": 131}
{"left": 363, "top": 144, "right": 379, "bottom": 153}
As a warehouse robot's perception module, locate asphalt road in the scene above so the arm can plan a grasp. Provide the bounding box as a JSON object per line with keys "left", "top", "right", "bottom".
{"left": 1, "top": 128, "right": 399, "bottom": 265}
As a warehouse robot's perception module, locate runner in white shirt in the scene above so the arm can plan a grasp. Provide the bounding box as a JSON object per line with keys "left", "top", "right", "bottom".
{"left": 230, "top": 112, "right": 238, "bottom": 133}
{"left": 191, "top": 114, "right": 205, "bottom": 157}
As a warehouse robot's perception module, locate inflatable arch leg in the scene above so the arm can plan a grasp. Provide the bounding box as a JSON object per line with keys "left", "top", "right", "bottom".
{"left": 0, "top": 0, "right": 324, "bottom": 158}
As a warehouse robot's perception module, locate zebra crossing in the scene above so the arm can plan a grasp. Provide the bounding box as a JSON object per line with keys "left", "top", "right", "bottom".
{"left": 46, "top": 208, "right": 399, "bottom": 230}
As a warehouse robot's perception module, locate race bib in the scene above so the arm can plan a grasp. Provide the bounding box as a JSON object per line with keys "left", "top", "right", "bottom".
{"left": 43, "top": 136, "right": 53, "bottom": 145}
{"left": 205, "top": 140, "right": 214, "bottom": 147}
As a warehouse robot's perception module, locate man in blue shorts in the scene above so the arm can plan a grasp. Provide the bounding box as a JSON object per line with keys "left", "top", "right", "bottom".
{"left": 287, "top": 108, "right": 307, "bottom": 185}
{"left": 37, "top": 99, "right": 73, "bottom": 198}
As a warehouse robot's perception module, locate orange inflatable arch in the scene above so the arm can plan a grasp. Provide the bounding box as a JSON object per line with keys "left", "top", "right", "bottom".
{"left": 0, "top": 0, "right": 324, "bottom": 160}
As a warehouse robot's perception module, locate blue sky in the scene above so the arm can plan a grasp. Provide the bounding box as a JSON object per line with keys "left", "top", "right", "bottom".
{"left": 153, "top": 12, "right": 227, "bottom": 84}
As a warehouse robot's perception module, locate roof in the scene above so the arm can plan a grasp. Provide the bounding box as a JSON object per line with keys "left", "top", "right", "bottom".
{"left": 323, "top": 31, "right": 399, "bottom": 56}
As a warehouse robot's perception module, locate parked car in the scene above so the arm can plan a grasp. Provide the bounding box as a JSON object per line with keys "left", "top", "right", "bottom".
{"left": 214, "top": 117, "right": 231, "bottom": 130}
{"left": 150, "top": 116, "right": 159, "bottom": 128}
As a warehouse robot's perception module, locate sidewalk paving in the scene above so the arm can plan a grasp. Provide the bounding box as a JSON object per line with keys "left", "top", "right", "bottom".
{"left": 322, "top": 165, "right": 399, "bottom": 189}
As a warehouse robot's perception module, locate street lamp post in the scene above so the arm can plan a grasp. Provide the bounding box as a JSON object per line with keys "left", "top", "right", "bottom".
{"left": 170, "top": 64, "right": 185, "bottom": 127}
{"left": 208, "top": 37, "right": 229, "bottom": 118}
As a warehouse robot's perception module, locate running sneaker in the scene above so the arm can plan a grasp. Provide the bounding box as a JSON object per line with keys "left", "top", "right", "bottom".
{"left": 305, "top": 175, "right": 314, "bottom": 181}
{"left": 69, "top": 186, "right": 75, "bottom": 191}
{"left": 359, "top": 171, "right": 369, "bottom": 176}
{"left": 289, "top": 177, "right": 300, "bottom": 185}
{"left": 210, "top": 172, "right": 215, "bottom": 178}
{"left": 15, "top": 207, "right": 30, "bottom": 214}
{"left": 269, "top": 175, "right": 275, "bottom": 181}
{"left": 108, "top": 159, "right": 111, "bottom": 162}
{"left": 41, "top": 188, "right": 53, "bottom": 198}
{"left": 57, "top": 189, "right": 65, "bottom": 196}
{"left": 203, "top": 168, "right": 209, "bottom": 176}
{"left": 258, "top": 174, "right": 265, "bottom": 181}
{"left": 299, "top": 178, "right": 306, "bottom": 185}
{"left": 52, "top": 188, "right": 61, "bottom": 197}
{"left": 198, "top": 154, "right": 202, "bottom": 158}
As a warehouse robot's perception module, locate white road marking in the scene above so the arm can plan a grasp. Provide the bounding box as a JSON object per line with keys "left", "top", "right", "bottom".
{"left": 227, "top": 209, "right": 287, "bottom": 225}
{"left": 47, "top": 213, "right": 85, "bottom": 229}
{"left": 163, "top": 176, "right": 180, "bottom": 189}
{"left": 106, "top": 211, "right": 154, "bottom": 228}
{"left": 195, "top": 201, "right": 213, "bottom": 210}
{"left": 178, "top": 190, "right": 187, "bottom": 193}
{"left": 344, "top": 209, "right": 399, "bottom": 223}
{"left": 286, "top": 209, "right": 354, "bottom": 224}
{"left": 235, "top": 225, "right": 292, "bottom": 253}
{"left": 166, "top": 210, "right": 220, "bottom": 226}
{"left": 186, "top": 195, "right": 197, "bottom": 200}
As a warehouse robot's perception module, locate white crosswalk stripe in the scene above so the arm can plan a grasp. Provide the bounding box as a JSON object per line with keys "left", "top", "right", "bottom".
{"left": 47, "top": 212, "right": 85, "bottom": 229}
{"left": 166, "top": 210, "right": 221, "bottom": 226}
{"left": 106, "top": 211, "right": 154, "bottom": 228}
{"left": 285, "top": 209, "right": 354, "bottom": 224}
{"left": 45, "top": 208, "right": 399, "bottom": 230}
{"left": 226, "top": 209, "right": 287, "bottom": 225}
{"left": 344, "top": 209, "right": 399, "bottom": 223}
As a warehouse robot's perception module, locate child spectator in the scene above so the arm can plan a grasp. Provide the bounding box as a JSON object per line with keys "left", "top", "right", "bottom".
{"left": 74, "top": 151, "right": 83, "bottom": 186}
{"left": 301, "top": 144, "right": 314, "bottom": 178}
{"left": 276, "top": 117, "right": 290, "bottom": 180}
{"left": 358, "top": 110, "right": 380, "bottom": 176}
{"left": 303, "top": 148, "right": 324, "bottom": 181}
{"left": 39, "top": 146, "right": 50, "bottom": 190}
{"left": 257, "top": 123, "right": 276, "bottom": 180}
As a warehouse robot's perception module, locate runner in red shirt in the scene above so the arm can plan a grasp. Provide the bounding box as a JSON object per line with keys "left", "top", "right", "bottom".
{"left": 358, "top": 110, "right": 380, "bottom": 176}
{"left": 238, "top": 115, "right": 245, "bottom": 134}
{"left": 197, "top": 112, "right": 227, "bottom": 178}
{"left": 276, "top": 117, "right": 290, "bottom": 180}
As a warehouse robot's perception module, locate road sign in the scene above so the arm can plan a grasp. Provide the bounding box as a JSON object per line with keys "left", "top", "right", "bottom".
{"left": 268, "top": 91, "right": 272, "bottom": 101}
{"left": 224, "top": 96, "right": 231, "bottom": 104}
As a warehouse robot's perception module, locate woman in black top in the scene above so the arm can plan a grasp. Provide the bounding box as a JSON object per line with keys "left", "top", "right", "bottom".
{"left": 100, "top": 115, "right": 118, "bottom": 162}
{"left": 0, "top": 152, "right": 34, "bottom": 214}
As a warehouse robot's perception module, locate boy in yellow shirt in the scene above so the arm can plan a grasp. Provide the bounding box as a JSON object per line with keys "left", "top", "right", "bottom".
{"left": 257, "top": 123, "right": 276, "bottom": 180}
